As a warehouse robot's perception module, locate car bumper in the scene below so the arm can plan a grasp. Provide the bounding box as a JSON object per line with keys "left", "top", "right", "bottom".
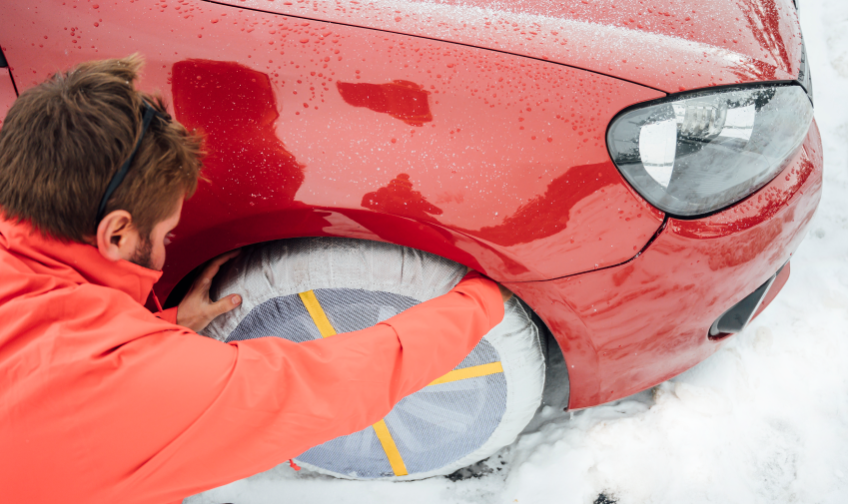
{"left": 508, "top": 119, "right": 824, "bottom": 409}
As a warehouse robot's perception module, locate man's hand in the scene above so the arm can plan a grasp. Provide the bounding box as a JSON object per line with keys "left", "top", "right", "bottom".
{"left": 177, "top": 250, "right": 242, "bottom": 333}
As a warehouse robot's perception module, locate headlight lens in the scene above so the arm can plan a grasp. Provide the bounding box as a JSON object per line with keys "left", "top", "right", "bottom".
{"left": 798, "top": 40, "right": 814, "bottom": 104}
{"left": 607, "top": 85, "right": 813, "bottom": 217}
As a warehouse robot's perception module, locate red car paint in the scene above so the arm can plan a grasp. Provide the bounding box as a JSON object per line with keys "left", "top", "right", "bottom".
{"left": 0, "top": 69, "right": 16, "bottom": 127}
{"left": 0, "top": 0, "right": 820, "bottom": 409}
{"left": 217, "top": 0, "right": 801, "bottom": 93}
{"left": 337, "top": 80, "right": 434, "bottom": 126}
{"left": 508, "top": 123, "right": 822, "bottom": 408}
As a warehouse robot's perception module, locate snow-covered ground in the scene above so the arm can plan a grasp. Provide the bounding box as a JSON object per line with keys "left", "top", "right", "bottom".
{"left": 187, "top": 1, "right": 848, "bottom": 502}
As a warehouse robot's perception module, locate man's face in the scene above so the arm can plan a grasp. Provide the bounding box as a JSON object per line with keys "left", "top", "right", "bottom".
{"left": 132, "top": 196, "right": 184, "bottom": 271}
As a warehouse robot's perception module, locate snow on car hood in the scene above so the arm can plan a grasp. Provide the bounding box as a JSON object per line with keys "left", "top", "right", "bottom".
{"left": 215, "top": 0, "right": 802, "bottom": 93}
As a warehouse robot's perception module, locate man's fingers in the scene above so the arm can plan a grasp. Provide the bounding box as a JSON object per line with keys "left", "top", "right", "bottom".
{"left": 197, "top": 250, "right": 241, "bottom": 285}
{"left": 209, "top": 294, "right": 242, "bottom": 319}
{"left": 178, "top": 251, "right": 242, "bottom": 331}
{"left": 214, "top": 249, "right": 241, "bottom": 265}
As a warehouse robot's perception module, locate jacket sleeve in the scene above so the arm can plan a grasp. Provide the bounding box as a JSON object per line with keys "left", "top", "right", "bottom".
{"left": 120, "top": 272, "right": 504, "bottom": 503}
{"left": 154, "top": 306, "right": 179, "bottom": 325}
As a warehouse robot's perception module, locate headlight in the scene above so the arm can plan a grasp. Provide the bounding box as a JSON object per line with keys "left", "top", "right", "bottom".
{"left": 607, "top": 85, "right": 813, "bottom": 217}
{"left": 798, "top": 40, "right": 814, "bottom": 104}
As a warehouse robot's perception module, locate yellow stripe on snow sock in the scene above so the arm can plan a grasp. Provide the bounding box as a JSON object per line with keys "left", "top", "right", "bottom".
{"left": 298, "top": 290, "right": 337, "bottom": 338}
{"left": 428, "top": 362, "right": 504, "bottom": 387}
{"left": 372, "top": 419, "right": 409, "bottom": 476}
{"left": 299, "top": 289, "right": 408, "bottom": 475}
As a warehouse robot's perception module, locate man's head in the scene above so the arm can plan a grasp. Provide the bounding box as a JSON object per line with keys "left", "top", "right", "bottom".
{"left": 0, "top": 54, "right": 202, "bottom": 270}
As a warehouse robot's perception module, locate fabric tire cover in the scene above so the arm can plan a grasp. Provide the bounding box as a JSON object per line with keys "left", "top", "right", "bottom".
{"left": 202, "top": 238, "right": 545, "bottom": 480}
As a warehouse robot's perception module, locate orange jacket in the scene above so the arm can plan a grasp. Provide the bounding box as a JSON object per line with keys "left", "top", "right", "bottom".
{"left": 0, "top": 217, "right": 504, "bottom": 504}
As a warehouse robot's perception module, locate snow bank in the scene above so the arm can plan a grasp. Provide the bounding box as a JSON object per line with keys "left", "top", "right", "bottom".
{"left": 187, "top": 1, "right": 848, "bottom": 502}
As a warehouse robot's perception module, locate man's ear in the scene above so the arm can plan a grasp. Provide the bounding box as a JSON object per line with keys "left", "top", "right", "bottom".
{"left": 96, "top": 210, "right": 140, "bottom": 262}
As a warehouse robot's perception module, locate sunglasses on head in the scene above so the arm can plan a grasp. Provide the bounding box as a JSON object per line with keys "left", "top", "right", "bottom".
{"left": 95, "top": 100, "right": 171, "bottom": 226}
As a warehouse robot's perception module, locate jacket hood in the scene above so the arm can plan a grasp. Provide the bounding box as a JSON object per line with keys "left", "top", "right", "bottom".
{"left": 0, "top": 217, "right": 162, "bottom": 306}
{"left": 223, "top": 0, "right": 801, "bottom": 94}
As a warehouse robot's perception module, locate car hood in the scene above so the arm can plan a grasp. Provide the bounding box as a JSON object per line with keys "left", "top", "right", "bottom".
{"left": 216, "top": 0, "right": 801, "bottom": 93}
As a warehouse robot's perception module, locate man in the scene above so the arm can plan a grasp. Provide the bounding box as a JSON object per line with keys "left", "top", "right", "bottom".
{"left": 0, "top": 55, "right": 509, "bottom": 504}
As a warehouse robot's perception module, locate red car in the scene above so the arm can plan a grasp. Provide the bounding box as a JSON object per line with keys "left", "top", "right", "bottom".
{"left": 0, "top": 0, "right": 820, "bottom": 481}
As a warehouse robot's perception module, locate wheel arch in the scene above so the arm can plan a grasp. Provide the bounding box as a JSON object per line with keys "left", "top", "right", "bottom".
{"left": 159, "top": 209, "right": 575, "bottom": 411}
{"left": 161, "top": 206, "right": 534, "bottom": 307}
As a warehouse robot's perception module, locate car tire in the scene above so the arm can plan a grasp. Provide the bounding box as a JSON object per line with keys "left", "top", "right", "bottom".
{"left": 202, "top": 237, "right": 545, "bottom": 480}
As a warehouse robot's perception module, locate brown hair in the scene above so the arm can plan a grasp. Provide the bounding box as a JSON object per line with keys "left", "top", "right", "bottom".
{"left": 0, "top": 54, "right": 203, "bottom": 242}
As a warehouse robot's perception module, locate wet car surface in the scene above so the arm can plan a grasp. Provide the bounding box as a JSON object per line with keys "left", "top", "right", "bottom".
{"left": 0, "top": 0, "right": 820, "bottom": 409}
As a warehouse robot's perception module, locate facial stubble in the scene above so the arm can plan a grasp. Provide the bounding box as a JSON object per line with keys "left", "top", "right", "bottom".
{"left": 130, "top": 235, "right": 154, "bottom": 270}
